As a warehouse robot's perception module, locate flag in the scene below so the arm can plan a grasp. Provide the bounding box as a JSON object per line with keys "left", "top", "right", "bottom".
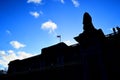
{"left": 57, "top": 35, "right": 61, "bottom": 42}
{"left": 57, "top": 35, "right": 61, "bottom": 38}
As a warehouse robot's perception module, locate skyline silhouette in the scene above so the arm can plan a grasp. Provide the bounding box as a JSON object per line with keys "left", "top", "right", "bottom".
{"left": 0, "top": 12, "right": 120, "bottom": 80}
{"left": 0, "top": 0, "right": 120, "bottom": 70}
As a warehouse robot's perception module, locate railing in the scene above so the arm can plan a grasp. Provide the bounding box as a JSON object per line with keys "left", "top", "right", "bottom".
{"left": 105, "top": 32, "right": 119, "bottom": 37}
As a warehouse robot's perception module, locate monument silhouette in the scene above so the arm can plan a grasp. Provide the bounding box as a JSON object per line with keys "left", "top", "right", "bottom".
{"left": 0, "top": 12, "right": 120, "bottom": 80}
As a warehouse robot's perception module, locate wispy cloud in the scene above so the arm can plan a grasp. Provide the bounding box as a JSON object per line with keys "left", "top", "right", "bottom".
{"left": 39, "top": 11, "right": 43, "bottom": 15}
{"left": 41, "top": 20, "right": 57, "bottom": 33}
{"left": 27, "top": 0, "right": 42, "bottom": 4}
{"left": 0, "top": 50, "right": 37, "bottom": 69}
{"left": 10, "top": 41, "right": 26, "bottom": 49}
{"left": 30, "top": 11, "right": 40, "bottom": 18}
{"left": 6, "top": 30, "right": 11, "bottom": 35}
{"left": 71, "top": 0, "right": 80, "bottom": 7}
{"left": 60, "top": 0, "right": 65, "bottom": 4}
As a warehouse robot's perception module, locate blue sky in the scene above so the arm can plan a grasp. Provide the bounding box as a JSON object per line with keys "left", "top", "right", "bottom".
{"left": 0, "top": 0, "right": 120, "bottom": 70}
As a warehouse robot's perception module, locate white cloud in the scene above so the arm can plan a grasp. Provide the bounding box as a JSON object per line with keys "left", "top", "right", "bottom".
{"left": 71, "top": 0, "right": 80, "bottom": 7}
{"left": 10, "top": 41, "right": 26, "bottom": 49}
{"left": 0, "top": 50, "right": 17, "bottom": 69}
{"left": 17, "top": 51, "right": 34, "bottom": 59}
{"left": 60, "top": 0, "right": 65, "bottom": 4}
{"left": 41, "top": 20, "right": 57, "bottom": 33}
{"left": 64, "top": 40, "right": 72, "bottom": 46}
{"left": 27, "top": 0, "right": 42, "bottom": 4}
{"left": 0, "top": 50, "right": 37, "bottom": 69}
{"left": 0, "top": 51, "right": 5, "bottom": 56}
{"left": 30, "top": 11, "right": 40, "bottom": 18}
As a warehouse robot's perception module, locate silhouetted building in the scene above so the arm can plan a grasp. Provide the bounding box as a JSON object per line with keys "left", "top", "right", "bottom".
{"left": 1, "top": 12, "right": 120, "bottom": 80}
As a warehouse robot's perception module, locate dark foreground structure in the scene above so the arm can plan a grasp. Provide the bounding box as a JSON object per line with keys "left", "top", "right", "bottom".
{"left": 1, "top": 12, "right": 120, "bottom": 80}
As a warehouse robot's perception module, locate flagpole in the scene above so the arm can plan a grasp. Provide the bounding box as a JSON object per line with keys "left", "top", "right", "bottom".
{"left": 60, "top": 36, "right": 61, "bottom": 42}
{"left": 57, "top": 35, "right": 61, "bottom": 43}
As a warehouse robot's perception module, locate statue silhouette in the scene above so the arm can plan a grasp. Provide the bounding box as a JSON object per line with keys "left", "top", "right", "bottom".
{"left": 74, "top": 12, "right": 98, "bottom": 44}
{"left": 83, "top": 12, "right": 96, "bottom": 32}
